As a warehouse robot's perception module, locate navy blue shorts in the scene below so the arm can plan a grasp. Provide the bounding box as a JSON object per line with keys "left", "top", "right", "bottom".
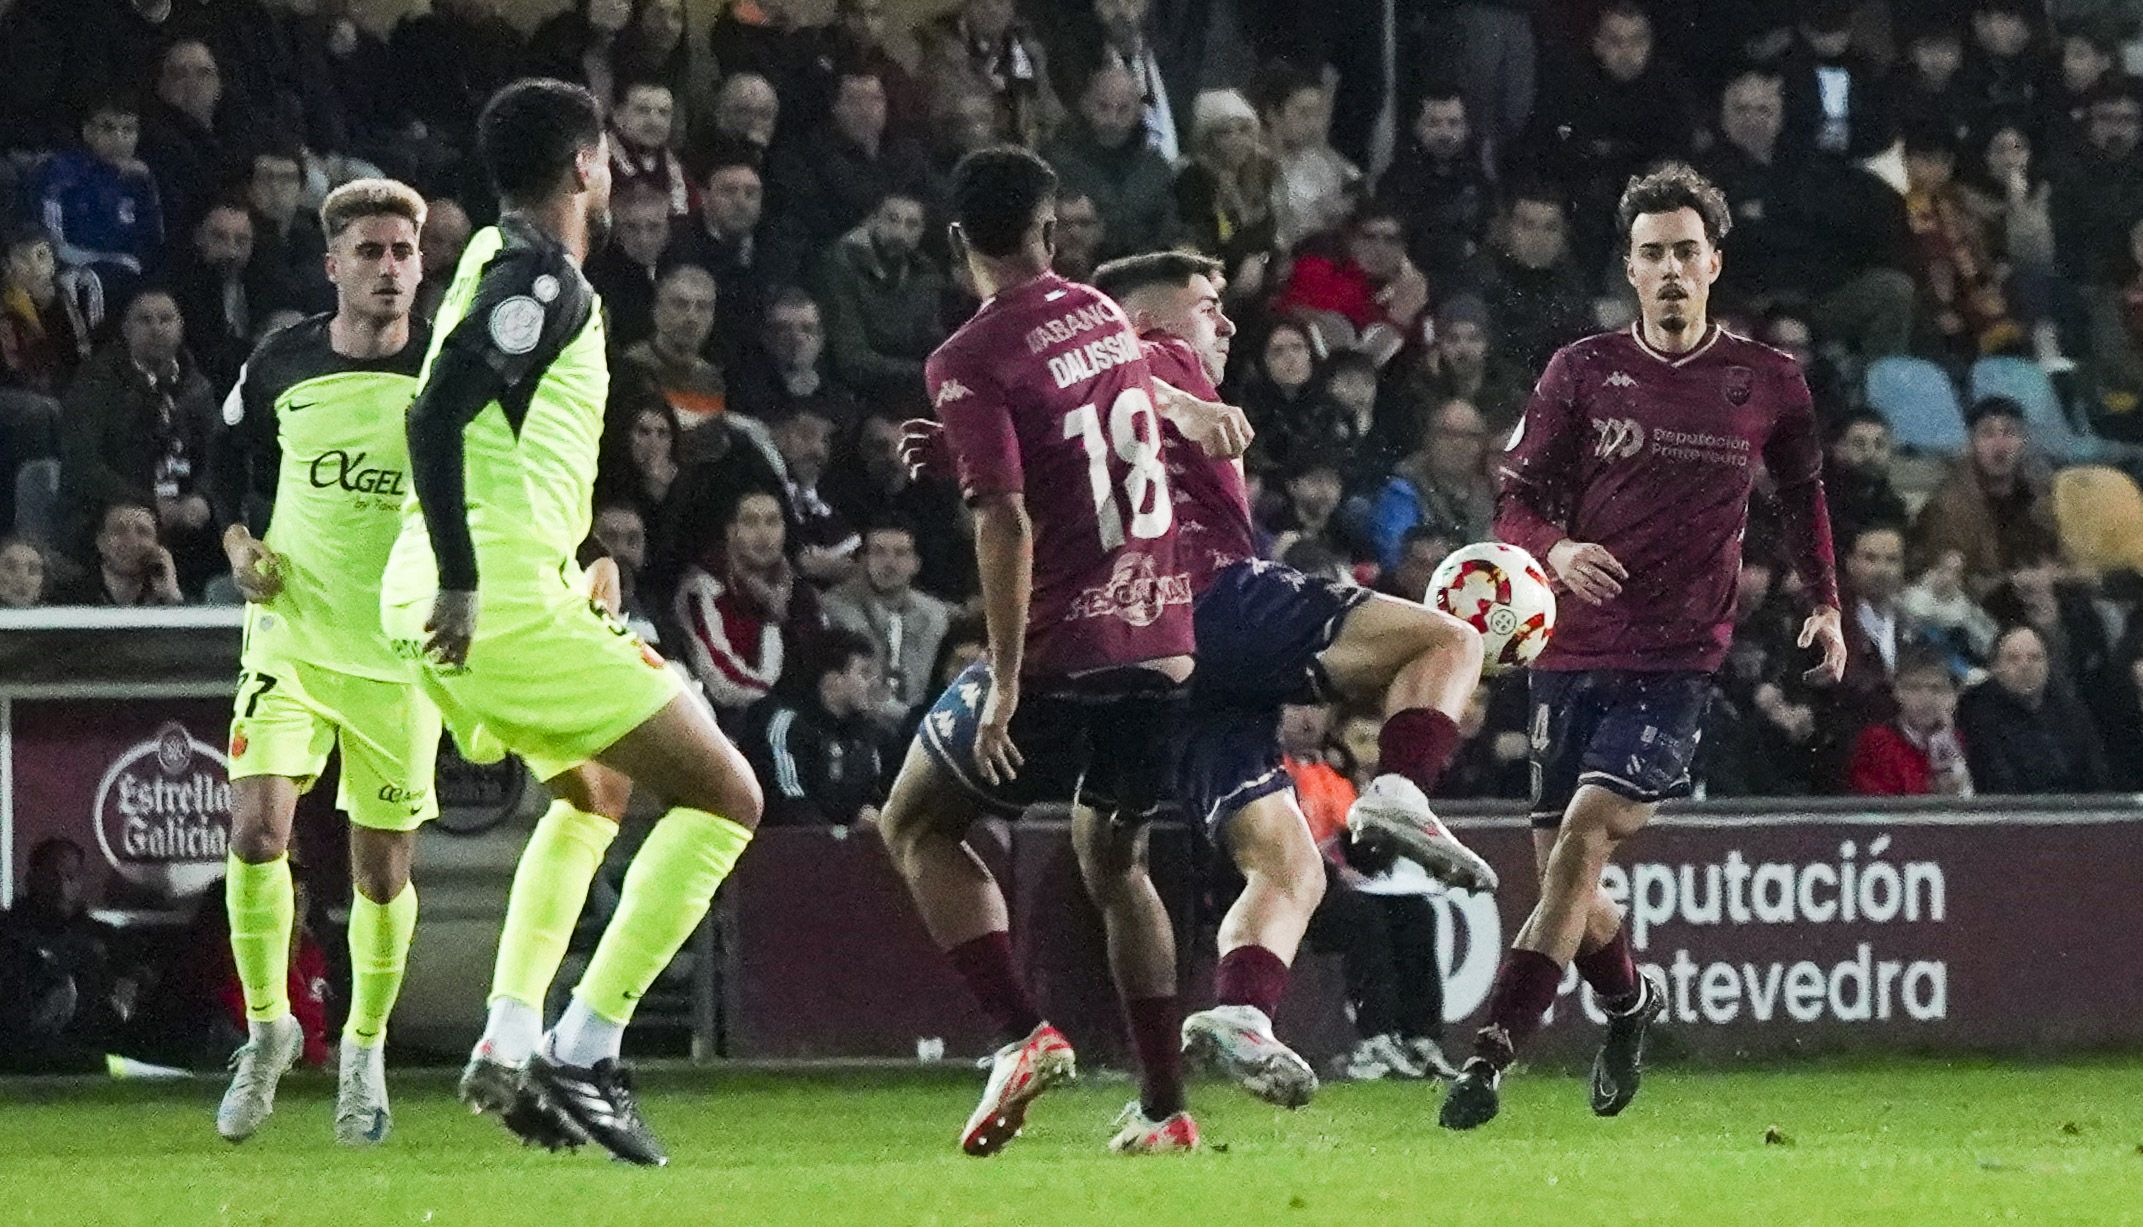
{"left": 1175, "top": 559, "right": 1373, "bottom": 834}
{"left": 919, "top": 661, "right": 1188, "bottom": 821}
{"left": 1528, "top": 669, "right": 1712, "bottom": 828}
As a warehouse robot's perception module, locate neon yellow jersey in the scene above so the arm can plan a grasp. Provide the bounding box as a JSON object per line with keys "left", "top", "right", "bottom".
{"left": 381, "top": 218, "right": 609, "bottom": 627}
{"left": 220, "top": 314, "right": 429, "bottom": 680}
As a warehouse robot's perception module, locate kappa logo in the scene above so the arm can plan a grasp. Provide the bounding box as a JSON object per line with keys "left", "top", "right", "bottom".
{"left": 934, "top": 380, "right": 972, "bottom": 408}
{"left": 1604, "top": 370, "right": 1638, "bottom": 389}
{"left": 1591, "top": 416, "right": 1646, "bottom": 461}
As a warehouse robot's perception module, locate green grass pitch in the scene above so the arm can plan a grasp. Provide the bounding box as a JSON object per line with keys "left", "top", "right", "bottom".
{"left": 2, "top": 1057, "right": 2139, "bottom": 1226}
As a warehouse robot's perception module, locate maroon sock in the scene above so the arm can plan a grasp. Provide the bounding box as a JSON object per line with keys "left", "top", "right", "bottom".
{"left": 946, "top": 931, "right": 1043, "bottom": 1043}
{"left": 1472, "top": 949, "right": 1563, "bottom": 1067}
{"left": 1377, "top": 708, "right": 1463, "bottom": 796}
{"left": 1213, "top": 945, "right": 1290, "bottom": 1020}
{"left": 1574, "top": 924, "right": 1640, "bottom": 1011}
{"left": 1123, "top": 995, "right": 1187, "bottom": 1118}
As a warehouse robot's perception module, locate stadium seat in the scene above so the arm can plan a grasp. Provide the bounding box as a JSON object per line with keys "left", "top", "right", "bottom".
{"left": 12, "top": 457, "right": 59, "bottom": 547}
{"left": 1864, "top": 356, "right": 1966, "bottom": 455}
{"left": 1967, "top": 356, "right": 2099, "bottom": 465}
{"left": 2052, "top": 465, "right": 2143, "bottom": 576}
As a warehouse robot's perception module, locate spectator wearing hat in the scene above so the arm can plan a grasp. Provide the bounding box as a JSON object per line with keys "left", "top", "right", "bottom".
{"left": 1911, "top": 395, "right": 2062, "bottom": 597}
{"left": 1174, "top": 89, "right": 1282, "bottom": 301}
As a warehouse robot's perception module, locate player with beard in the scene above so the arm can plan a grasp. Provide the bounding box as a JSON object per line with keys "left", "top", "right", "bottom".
{"left": 1443, "top": 163, "right": 1846, "bottom": 1130}
{"left": 382, "top": 79, "right": 764, "bottom": 1166}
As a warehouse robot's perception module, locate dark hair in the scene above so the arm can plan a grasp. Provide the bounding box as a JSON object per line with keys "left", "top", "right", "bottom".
{"left": 1319, "top": 348, "right": 1380, "bottom": 385}
{"left": 1281, "top": 536, "right": 1345, "bottom": 576}
{"left": 928, "top": 611, "right": 988, "bottom": 688}
{"left": 1284, "top": 445, "right": 1345, "bottom": 482}
{"left": 81, "top": 90, "right": 140, "bottom": 123}
{"left": 477, "top": 78, "right": 605, "bottom": 204}
{"left": 1848, "top": 520, "right": 1908, "bottom": 552}
{"left": 788, "top": 626, "right": 876, "bottom": 695}
{"left": 1400, "top": 523, "right": 1455, "bottom": 552}
{"left": 1900, "top": 116, "right": 1958, "bottom": 157}
{"left": 1596, "top": 0, "right": 1649, "bottom": 30}
{"left": 862, "top": 514, "right": 918, "bottom": 544}
{"left": 1251, "top": 61, "right": 1322, "bottom": 115}
{"left": 951, "top": 146, "right": 1057, "bottom": 258}
{"left": 1893, "top": 643, "right": 1953, "bottom": 682}
{"left": 1505, "top": 178, "right": 1565, "bottom": 213}
{"left": 1091, "top": 250, "right": 1224, "bottom": 301}
{"left": 1616, "top": 162, "right": 1732, "bottom": 247}
{"left": 1414, "top": 83, "right": 1466, "bottom": 115}
{"left": 1828, "top": 407, "right": 1890, "bottom": 442}
{"left": 1349, "top": 198, "right": 1407, "bottom": 232}
{"left": 1965, "top": 394, "right": 2026, "bottom": 428}
{"left": 765, "top": 285, "right": 821, "bottom": 318}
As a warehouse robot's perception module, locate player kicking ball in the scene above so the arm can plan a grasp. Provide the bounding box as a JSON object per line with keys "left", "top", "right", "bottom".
{"left": 381, "top": 79, "right": 763, "bottom": 1166}
{"left": 878, "top": 147, "right": 1208, "bottom": 1156}
{"left": 214, "top": 179, "right": 443, "bottom": 1146}
{"left": 1441, "top": 164, "right": 1845, "bottom": 1130}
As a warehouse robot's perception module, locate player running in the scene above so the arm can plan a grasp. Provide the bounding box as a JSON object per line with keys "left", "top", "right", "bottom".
{"left": 212, "top": 179, "right": 440, "bottom": 1146}
{"left": 878, "top": 147, "right": 1206, "bottom": 1156}
{"left": 380, "top": 78, "right": 763, "bottom": 1167}
{"left": 1442, "top": 164, "right": 1845, "bottom": 1130}
{"left": 1082, "top": 252, "right": 1496, "bottom": 1103}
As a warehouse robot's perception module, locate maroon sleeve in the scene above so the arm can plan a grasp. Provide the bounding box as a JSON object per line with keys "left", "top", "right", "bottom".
{"left": 1762, "top": 366, "right": 1840, "bottom": 609}
{"left": 926, "top": 346, "right": 1021, "bottom": 502}
{"left": 1493, "top": 346, "right": 1582, "bottom": 561}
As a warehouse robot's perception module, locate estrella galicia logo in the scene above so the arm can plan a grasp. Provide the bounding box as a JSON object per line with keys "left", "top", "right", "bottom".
{"left": 308, "top": 449, "right": 407, "bottom": 496}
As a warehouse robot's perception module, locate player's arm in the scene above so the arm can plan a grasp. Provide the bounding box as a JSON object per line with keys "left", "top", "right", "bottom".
{"left": 929, "top": 355, "right": 1028, "bottom": 785}
{"left": 1762, "top": 367, "right": 1847, "bottom": 684}
{"left": 212, "top": 357, "right": 285, "bottom": 601}
{"left": 1494, "top": 348, "right": 1625, "bottom": 604}
{"left": 1150, "top": 378, "right": 1253, "bottom": 459}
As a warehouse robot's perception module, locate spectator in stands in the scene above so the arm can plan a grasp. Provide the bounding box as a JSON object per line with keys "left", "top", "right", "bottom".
{"left": 590, "top": 502, "right": 661, "bottom": 644}
{"left": 1237, "top": 320, "right": 1318, "bottom": 468}
{"left": 823, "top": 516, "right": 953, "bottom": 726}
{"left": 1311, "top": 349, "right": 1393, "bottom": 488}
{"left": 1759, "top": 306, "right": 1850, "bottom": 416}
{"left": 1382, "top": 293, "right": 1528, "bottom": 443}
{"left": 814, "top": 191, "right": 945, "bottom": 410}
{"left": 1901, "top": 120, "right": 2024, "bottom": 358}
{"left": 1958, "top": 623, "right": 2110, "bottom": 793}
{"left": 59, "top": 288, "right": 219, "bottom": 591}
{"left": 920, "top": 0, "right": 1059, "bottom": 149}
{"left": 1269, "top": 201, "right": 1429, "bottom": 366}
{"left": 0, "top": 538, "right": 47, "bottom": 608}
{"left": 768, "top": 68, "right": 930, "bottom": 272}
{"left": 1912, "top": 395, "right": 2061, "bottom": 596}
{"left": 585, "top": 183, "right": 673, "bottom": 348}
{"left": 1376, "top": 86, "right": 1497, "bottom": 289}
{"left": 1848, "top": 646, "right": 1974, "bottom": 796}
{"left": 389, "top": 0, "right": 527, "bottom": 158}
{"left": 1377, "top": 523, "right": 1456, "bottom": 603}
{"left": 1046, "top": 64, "right": 1180, "bottom": 262}
{"left": 0, "top": 836, "right": 133, "bottom": 1073}
{"left": 1777, "top": 0, "right": 1889, "bottom": 161}
{"left": 243, "top": 147, "right": 330, "bottom": 315}
{"left": 1960, "top": 0, "right": 2045, "bottom": 129}
{"left": 2046, "top": 19, "right": 2120, "bottom": 162}
{"left": 701, "top": 72, "right": 781, "bottom": 168}
{"left": 923, "top": 87, "right": 1012, "bottom": 231}
{"left": 744, "top": 627, "right": 886, "bottom": 826}
{"left": 619, "top": 265, "right": 726, "bottom": 432}
{"left": 671, "top": 159, "right": 772, "bottom": 370}
{"left": 675, "top": 485, "right": 824, "bottom": 722}
{"left": 708, "top": 0, "right": 835, "bottom": 136}
{"left": 50, "top": 500, "right": 184, "bottom": 606}
{"left": 1055, "top": 0, "right": 1187, "bottom": 162}
{"left": 1824, "top": 411, "right": 1909, "bottom": 547}
{"left": 829, "top": 0, "right": 925, "bottom": 141}
{"left": 599, "top": 397, "right": 684, "bottom": 539}
{"left": 770, "top": 402, "right": 859, "bottom": 586}
{"left": 1051, "top": 190, "right": 1107, "bottom": 283}
{"left": 621, "top": 2, "right": 693, "bottom": 126}
{"left": 1982, "top": 549, "right": 2115, "bottom": 697}
{"left": 138, "top": 40, "right": 254, "bottom": 235}
{"left": 821, "top": 409, "right": 973, "bottom": 602}
{"left": 1707, "top": 557, "right": 1823, "bottom": 795}
{"left": 1835, "top": 521, "right": 1916, "bottom": 735}
{"left": 1886, "top": 21, "right": 1974, "bottom": 149}
{"left": 1259, "top": 64, "right": 1361, "bottom": 253}
{"left": 1, "top": 227, "right": 84, "bottom": 497}
{"left": 2085, "top": 216, "right": 2143, "bottom": 434}
{"left": 1356, "top": 397, "right": 1493, "bottom": 571}
{"left": 32, "top": 93, "right": 164, "bottom": 324}
{"left": 2052, "top": 77, "right": 2143, "bottom": 286}
{"left": 413, "top": 198, "right": 471, "bottom": 325}
{"left": 1960, "top": 117, "right": 2061, "bottom": 363}
{"left": 608, "top": 81, "right": 695, "bottom": 220}
{"left": 1473, "top": 186, "right": 1592, "bottom": 374}
{"left": 1901, "top": 547, "right": 2001, "bottom": 670}
{"left": 1174, "top": 90, "right": 1281, "bottom": 302}
{"left": 163, "top": 203, "right": 264, "bottom": 391}
{"left": 730, "top": 288, "right": 861, "bottom": 430}
{"left": 1268, "top": 448, "right": 1355, "bottom": 564}
{"left": 527, "top": 0, "right": 636, "bottom": 111}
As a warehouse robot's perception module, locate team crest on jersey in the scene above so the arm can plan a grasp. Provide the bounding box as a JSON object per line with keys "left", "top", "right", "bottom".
{"left": 489, "top": 296, "right": 544, "bottom": 355}
{"left": 1591, "top": 416, "right": 1645, "bottom": 461}
{"left": 1723, "top": 366, "right": 1754, "bottom": 406}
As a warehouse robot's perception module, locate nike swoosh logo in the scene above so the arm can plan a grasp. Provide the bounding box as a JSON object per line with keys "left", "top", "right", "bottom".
{"left": 288, "top": 401, "right": 317, "bottom": 412}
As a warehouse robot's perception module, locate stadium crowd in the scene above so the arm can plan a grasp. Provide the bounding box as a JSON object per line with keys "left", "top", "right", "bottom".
{"left": 3, "top": 0, "right": 2143, "bottom": 833}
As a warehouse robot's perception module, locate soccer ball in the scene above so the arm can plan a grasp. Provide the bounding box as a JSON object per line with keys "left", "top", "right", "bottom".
{"left": 1427, "top": 542, "right": 1556, "bottom": 675}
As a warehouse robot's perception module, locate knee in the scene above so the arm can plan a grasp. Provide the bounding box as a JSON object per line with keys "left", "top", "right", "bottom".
{"left": 721, "top": 771, "right": 765, "bottom": 831}
{"left": 1413, "top": 608, "right": 1484, "bottom": 673}
{"left": 350, "top": 860, "right": 409, "bottom": 905}
{"left": 227, "top": 823, "right": 287, "bottom": 865}
{"left": 1552, "top": 810, "right": 1619, "bottom": 867}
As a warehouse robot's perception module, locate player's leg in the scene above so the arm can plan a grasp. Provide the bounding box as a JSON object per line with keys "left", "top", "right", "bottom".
{"left": 1383, "top": 893, "right": 1458, "bottom": 1079}
{"left": 1317, "top": 594, "right": 1497, "bottom": 890}
{"left": 1182, "top": 789, "right": 1324, "bottom": 1107}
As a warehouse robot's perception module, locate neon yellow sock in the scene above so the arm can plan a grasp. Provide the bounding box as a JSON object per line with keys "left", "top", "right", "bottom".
{"left": 490, "top": 800, "right": 617, "bottom": 1009}
{"left": 344, "top": 882, "right": 418, "bottom": 1047}
{"left": 573, "top": 808, "right": 753, "bottom": 1024}
{"left": 225, "top": 853, "right": 293, "bottom": 1022}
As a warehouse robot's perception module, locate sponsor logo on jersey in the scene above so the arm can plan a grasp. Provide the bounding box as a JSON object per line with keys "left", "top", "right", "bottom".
{"left": 1022, "top": 301, "right": 1121, "bottom": 354}
{"left": 489, "top": 295, "right": 545, "bottom": 355}
{"left": 94, "top": 721, "right": 232, "bottom": 897}
{"left": 1591, "top": 416, "right": 1646, "bottom": 461}
{"left": 307, "top": 449, "right": 408, "bottom": 496}
{"left": 934, "top": 379, "right": 971, "bottom": 408}
{"left": 1067, "top": 551, "right": 1193, "bottom": 627}
{"left": 1605, "top": 370, "right": 1638, "bottom": 388}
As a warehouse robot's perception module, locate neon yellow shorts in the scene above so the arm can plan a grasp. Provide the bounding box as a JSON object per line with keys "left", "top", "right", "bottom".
{"left": 385, "top": 593, "right": 683, "bottom": 783}
{"left": 227, "top": 659, "right": 444, "bottom": 831}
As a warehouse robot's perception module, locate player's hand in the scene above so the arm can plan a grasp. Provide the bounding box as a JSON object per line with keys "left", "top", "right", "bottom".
{"left": 223, "top": 528, "right": 284, "bottom": 603}
{"left": 1152, "top": 381, "right": 1254, "bottom": 459}
{"left": 1546, "top": 539, "right": 1626, "bottom": 605}
{"left": 973, "top": 675, "right": 1024, "bottom": 786}
{"left": 900, "top": 418, "right": 951, "bottom": 482}
{"left": 424, "top": 588, "right": 478, "bottom": 668}
{"left": 583, "top": 556, "right": 623, "bottom": 617}
{"left": 1798, "top": 605, "right": 1848, "bottom": 686}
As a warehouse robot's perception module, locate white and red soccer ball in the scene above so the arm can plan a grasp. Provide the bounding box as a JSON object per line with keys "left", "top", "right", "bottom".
{"left": 1427, "top": 542, "right": 1556, "bottom": 675}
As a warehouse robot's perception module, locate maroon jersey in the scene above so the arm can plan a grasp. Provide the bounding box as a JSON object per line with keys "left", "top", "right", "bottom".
{"left": 1495, "top": 324, "right": 1838, "bottom": 673}
{"left": 1142, "top": 332, "right": 1255, "bottom": 593}
{"left": 926, "top": 273, "right": 1195, "bottom": 679}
